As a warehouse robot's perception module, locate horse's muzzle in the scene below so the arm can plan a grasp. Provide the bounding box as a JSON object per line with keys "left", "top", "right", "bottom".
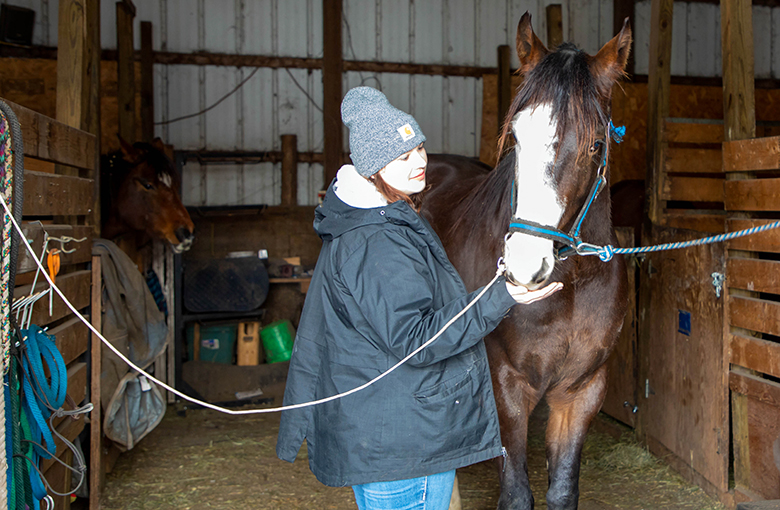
{"left": 173, "top": 227, "right": 195, "bottom": 253}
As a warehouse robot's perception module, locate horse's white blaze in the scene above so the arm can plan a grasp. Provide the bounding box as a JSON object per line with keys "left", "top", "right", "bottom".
{"left": 504, "top": 103, "right": 562, "bottom": 288}
{"left": 159, "top": 173, "right": 173, "bottom": 188}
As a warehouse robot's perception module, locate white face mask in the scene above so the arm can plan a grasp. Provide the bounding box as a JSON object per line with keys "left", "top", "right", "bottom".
{"left": 377, "top": 145, "right": 428, "bottom": 195}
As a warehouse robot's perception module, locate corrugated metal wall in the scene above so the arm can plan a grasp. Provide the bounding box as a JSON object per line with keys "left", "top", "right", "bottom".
{"left": 6, "top": 0, "right": 780, "bottom": 206}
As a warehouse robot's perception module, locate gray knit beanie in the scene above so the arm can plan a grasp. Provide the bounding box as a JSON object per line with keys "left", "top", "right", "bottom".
{"left": 341, "top": 87, "right": 426, "bottom": 177}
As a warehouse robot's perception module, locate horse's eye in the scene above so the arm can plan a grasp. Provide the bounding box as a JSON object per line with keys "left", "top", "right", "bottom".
{"left": 589, "top": 140, "right": 602, "bottom": 155}
{"left": 137, "top": 179, "right": 154, "bottom": 191}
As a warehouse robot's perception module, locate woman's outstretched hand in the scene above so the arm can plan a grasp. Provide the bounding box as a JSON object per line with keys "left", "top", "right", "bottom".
{"left": 505, "top": 281, "right": 563, "bottom": 305}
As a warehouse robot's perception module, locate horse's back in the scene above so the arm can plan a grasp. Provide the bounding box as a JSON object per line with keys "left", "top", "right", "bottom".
{"left": 422, "top": 154, "right": 493, "bottom": 235}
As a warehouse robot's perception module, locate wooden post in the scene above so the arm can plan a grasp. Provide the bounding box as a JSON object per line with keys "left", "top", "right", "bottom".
{"left": 721, "top": 0, "right": 756, "bottom": 493}
{"left": 117, "top": 1, "right": 136, "bottom": 143}
{"left": 140, "top": 21, "right": 154, "bottom": 142}
{"left": 613, "top": 0, "right": 635, "bottom": 76}
{"left": 644, "top": 0, "right": 674, "bottom": 228}
{"left": 281, "top": 135, "right": 299, "bottom": 206}
{"left": 90, "top": 255, "right": 102, "bottom": 510}
{"left": 546, "top": 4, "right": 563, "bottom": 49}
{"left": 323, "top": 0, "right": 343, "bottom": 186}
{"left": 721, "top": 0, "right": 755, "bottom": 142}
{"left": 497, "top": 45, "right": 512, "bottom": 139}
{"left": 56, "top": 0, "right": 100, "bottom": 231}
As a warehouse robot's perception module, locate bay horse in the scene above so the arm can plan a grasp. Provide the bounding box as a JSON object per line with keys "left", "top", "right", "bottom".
{"left": 101, "top": 137, "right": 194, "bottom": 254}
{"left": 421, "top": 14, "right": 631, "bottom": 510}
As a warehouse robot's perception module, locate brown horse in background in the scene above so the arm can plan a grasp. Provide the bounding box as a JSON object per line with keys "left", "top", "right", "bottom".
{"left": 422, "top": 14, "right": 631, "bottom": 510}
{"left": 101, "top": 138, "right": 194, "bottom": 254}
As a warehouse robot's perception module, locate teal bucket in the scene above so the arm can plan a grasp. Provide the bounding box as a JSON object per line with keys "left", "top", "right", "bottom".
{"left": 260, "top": 320, "right": 295, "bottom": 363}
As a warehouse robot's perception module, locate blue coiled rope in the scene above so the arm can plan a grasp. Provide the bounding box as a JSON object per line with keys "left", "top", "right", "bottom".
{"left": 19, "top": 326, "right": 67, "bottom": 508}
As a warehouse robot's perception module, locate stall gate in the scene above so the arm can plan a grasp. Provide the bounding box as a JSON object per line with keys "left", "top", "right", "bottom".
{"left": 5, "top": 99, "right": 101, "bottom": 509}
{"left": 722, "top": 134, "right": 780, "bottom": 502}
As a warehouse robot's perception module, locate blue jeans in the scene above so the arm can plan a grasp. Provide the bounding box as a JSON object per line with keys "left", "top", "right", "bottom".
{"left": 352, "top": 470, "right": 456, "bottom": 510}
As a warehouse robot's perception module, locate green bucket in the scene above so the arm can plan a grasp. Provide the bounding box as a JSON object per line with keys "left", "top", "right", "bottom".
{"left": 260, "top": 320, "right": 295, "bottom": 363}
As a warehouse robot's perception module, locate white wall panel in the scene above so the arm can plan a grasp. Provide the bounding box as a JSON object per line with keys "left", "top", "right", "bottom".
{"left": 447, "top": 0, "right": 478, "bottom": 65}
{"left": 686, "top": 2, "right": 720, "bottom": 77}
{"left": 343, "top": 0, "right": 376, "bottom": 61}
{"left": 243, "top": 0, "right": 274, "bottom": 55}
{"left": 241, "top": 68, "right": 277, "bottom": 150}
{"left": 413, "top": 0, "right": 445, "bottom": 65}
{"left": 670, "top": 2, "right": 688, "bottom": 76}
{"left": 773, "top": 8, "right": 780, "bottom": 80}
{"left": 298, "top": 163, "right": 324, "bottom": 205}
{"left": 165, "top": 0, "right": 200, "bottom": 52}
{"left": 633, "top": 0, "right": 650, "bottom": 76}
{"left": 755, "top": 6, "right": 772, "bottom": 80}
{"left": 379, "top": 0, "right": 411, "bottom": 63}
{"left": 203, "top": 0, "right": 236, "bottom": 54}
{"left": 204, "top": 66, "right": 239, "bottom": 150}
{"left": 205, "top": 164, "right": 241, "bottom": 205}
{"left": 242, "top": 163, "right": 279, "bottom": 205}
{"left": 165, "top": 65, "right": 202, "bottom": 150}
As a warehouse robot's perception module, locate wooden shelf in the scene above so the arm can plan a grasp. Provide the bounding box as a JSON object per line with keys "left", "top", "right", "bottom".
{"left": 269, "top": 277, "right": 311, "bottom": 293}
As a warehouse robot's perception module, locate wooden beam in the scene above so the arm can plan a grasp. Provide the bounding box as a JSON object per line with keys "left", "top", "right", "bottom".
{"left": 725, "top": 178, "right": 780, "bottom": 211}
{"left": 723, "top": 136, "right": 780, "bottom": 172}
{"left": 546, "top": 4, "right": 563, "bottom": 49}
{"left": 6, "top": 100, "right": 96, "bottom": 170}
{"left": 22, "top": 172, "right": 94, "bottom": 216}
{"left": 497, "top": 45, "right": 512, "bottom": 140}
{"left": 281, "top": 135, "right": 298, "bottom": 207}
{"left": 322, "top": 0, "right": 343, "bottom": 186}
{"left": 645, "top": 0, "right": 674, "bottom": 227}
{"left": 721, "top": 0, "right": 756, "bottom": 141}
{"left": 730, "top": 333, "right": 780, "bottom": 379}
{"left": 90, "top": 255, "right": 103, "bottom": 510}
{"left": 140, "top": 21, "right": 154, "bottom": 142}
{"left": 727, "top": 257, "right": 780, "bottom": 295}
{"left": 729, "top": 371, "right": 780, "bottom": 409}
{"left": 117, "top": 1, "right": 136, "bottom": 142}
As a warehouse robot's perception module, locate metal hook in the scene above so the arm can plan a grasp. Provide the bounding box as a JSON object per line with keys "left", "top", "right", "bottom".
{"left": 47, "top": 235, "right": 87, "bottom": 254}
{"left": 42, "top": 495, "right": 54, "bottom": 510}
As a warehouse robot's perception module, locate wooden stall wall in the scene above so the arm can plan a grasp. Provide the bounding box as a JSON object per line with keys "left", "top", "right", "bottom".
{"left": 6, "top": 99, "right": 100, "bottom": 510}
{"left": 722, "top": 135, "right": 780, "bottom": 503}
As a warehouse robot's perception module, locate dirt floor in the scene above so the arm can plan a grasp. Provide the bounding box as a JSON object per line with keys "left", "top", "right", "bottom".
{"left": 98, "top": 399, "right": 726, "bottom": 510}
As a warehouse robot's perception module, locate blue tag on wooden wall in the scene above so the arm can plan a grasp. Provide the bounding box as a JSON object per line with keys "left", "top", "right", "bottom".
{"left": 678, "top": 310, "right": 691, "bottom": 336}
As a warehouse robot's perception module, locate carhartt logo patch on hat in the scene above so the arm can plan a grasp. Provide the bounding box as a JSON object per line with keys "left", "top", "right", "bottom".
{"left": 397, "top": 123, "right": 415, "bottom": 142}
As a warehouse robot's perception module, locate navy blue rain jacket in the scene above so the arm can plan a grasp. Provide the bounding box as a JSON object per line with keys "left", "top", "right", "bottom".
{"left": 276, "top": 180, "right": 516, "bottom": 487}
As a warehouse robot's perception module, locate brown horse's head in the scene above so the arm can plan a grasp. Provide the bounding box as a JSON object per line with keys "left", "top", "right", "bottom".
{"left": 102, "top": 138, "right": 195, "bottom": 253}
{"left": 497, "top": 12, "right": 631, "bottom": 288}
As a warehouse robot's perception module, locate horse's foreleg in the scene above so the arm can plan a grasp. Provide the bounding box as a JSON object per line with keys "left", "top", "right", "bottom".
{"left": 492, "top": 366, "right": 541, "bottom": 510}
{"left": 544, "top": 365, "right": 608, "bottom": 510}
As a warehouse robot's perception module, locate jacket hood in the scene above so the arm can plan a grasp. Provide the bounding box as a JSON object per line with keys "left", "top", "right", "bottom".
{"left": 314, "top": 165, "right": 420, "bottom": 241}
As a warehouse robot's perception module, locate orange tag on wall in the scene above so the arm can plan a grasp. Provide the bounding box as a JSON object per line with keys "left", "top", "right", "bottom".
{"left": 47, "top": 249, "right": 61, "bottom": 283}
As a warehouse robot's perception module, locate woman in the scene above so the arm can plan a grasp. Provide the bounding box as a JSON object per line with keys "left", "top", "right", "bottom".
{"left": 276, "top": 87, "right": 561, "bottom": 510}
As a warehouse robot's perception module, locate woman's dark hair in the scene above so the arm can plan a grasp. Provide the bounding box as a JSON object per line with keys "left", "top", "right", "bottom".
{"left": 371, "top": 173, "right": 422, "bottom": 212}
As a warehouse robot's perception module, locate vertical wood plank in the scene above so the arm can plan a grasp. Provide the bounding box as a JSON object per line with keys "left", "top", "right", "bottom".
{"left": 89, "top": 255, "right": 102, "bottom": 510}
{"left": 721, "top": 0, "right": 756, "bottom": 496}
{"left": 56, "top": 0, "right": 85, "bottom": 130}
{"left": 546, "top": 4, "right": 563, "bottom": 49}
{"left": 165, "top": 247, "right": 175, "bottom": 404}
{"left": 322, "top": 0, "right": 343, "bottom": 186}
{"left": 721, "top": 0, "right": 755, "bottom": 142}
{"left": 645, "top": 0, "right": 674, "bottom": 228}
{"left": 281, "top": 134, "right": 298, "bottom": 206}
{"left": 117, "top": 1, "right": 136, "bottom": 143}
{"left": 497, "top": 45, "right": 511, "bottom": 141}
{"left": 141, "top": 21, "right": 155, "bottom": 143}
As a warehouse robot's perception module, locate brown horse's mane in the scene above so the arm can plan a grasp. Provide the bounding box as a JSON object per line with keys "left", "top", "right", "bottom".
{"left": 449, "top": 42, "right": 611, "bottom": 241}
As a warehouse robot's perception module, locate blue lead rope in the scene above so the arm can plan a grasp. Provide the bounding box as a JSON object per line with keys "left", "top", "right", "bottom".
{"left": 589, "top": 220, "right": 780, "bottom": 262}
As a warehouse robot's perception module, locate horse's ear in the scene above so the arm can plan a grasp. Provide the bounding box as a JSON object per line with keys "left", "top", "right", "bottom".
{"left": 588, "top": 17, "right": 632, "bottom": 96}
{"left": 118, "top": 136, "right": 141, "bottom": 163}
{"left": 151, "top": 137, "right": 167, "bottom": 153}
{"left": 516, "top": 12, "right": 549, "bottom": 75}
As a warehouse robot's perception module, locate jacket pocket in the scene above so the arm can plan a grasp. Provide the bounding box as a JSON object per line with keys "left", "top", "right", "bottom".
{"left": 413, "top": 366, "right": 475, "bottom": 404}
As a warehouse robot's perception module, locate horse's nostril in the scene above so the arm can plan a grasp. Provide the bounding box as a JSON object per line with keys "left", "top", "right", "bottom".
{"left": 175, "top": 227, "right": 192, "bottom": 243}
{"left": 531, "top": 257, "right": 551, "bottom": 285}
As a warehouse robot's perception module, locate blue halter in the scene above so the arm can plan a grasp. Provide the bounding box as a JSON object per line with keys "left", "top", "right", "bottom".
{"left": 507, "top": 121, "right": 625, "bottom": 260}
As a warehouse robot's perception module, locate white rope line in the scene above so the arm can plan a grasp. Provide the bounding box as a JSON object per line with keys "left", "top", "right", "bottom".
{"left": 0, "top": 192, "right": 502, "bottom": 415}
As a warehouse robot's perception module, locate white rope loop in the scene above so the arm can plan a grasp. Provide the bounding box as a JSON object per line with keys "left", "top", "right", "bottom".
{"left": 0, "top": 191, "right": 502, "bottom": 415}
